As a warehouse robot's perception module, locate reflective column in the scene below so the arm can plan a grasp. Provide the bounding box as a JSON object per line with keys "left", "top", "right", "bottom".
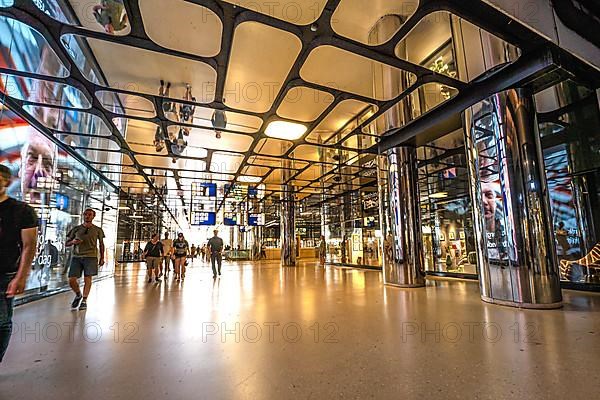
{"left": 463, "top": 88, "right": 562, "bottom": 308}
{"left": 378, "top": 146, "right": 426, "bottom": 287}
{"left": 281, "top": 166, "right": 296, "bottom": 267}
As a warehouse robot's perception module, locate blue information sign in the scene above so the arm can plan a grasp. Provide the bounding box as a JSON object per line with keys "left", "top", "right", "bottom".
{"left": 224, "top": 215, "right": 237, "bottom": 226}
{"left": 201, "top": 182, "right": 217, "bottom": 197}
{"left": 248, "top": 214, "right": 264, "bottom": 226}
{"left": 191, "top": 211, "right": 216, "bottom": 226}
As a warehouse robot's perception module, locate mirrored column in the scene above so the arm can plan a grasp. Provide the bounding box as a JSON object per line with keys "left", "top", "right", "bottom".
{"left": 281, "top": 166, "right": 296, "bottom": 267}
{"left": 464, "top": 88, "right": 562, "bottom": 308}
{"left": 378, "top": 146, "right": 425, "bottom": 287}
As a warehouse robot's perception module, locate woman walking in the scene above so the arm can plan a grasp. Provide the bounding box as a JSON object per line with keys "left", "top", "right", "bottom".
{"left": 172, "top": 232, "right": 189, "bottom": 281}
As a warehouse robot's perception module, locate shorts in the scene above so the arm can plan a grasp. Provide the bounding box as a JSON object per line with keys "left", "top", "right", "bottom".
{"left": 146, "top": 257, "right": 161, "bottom": 269}
{"left": 68, "top": 257, "right": 98, "bottom": 278}
{"left": 174, "top": 254, "right": 186, "bottom": 259}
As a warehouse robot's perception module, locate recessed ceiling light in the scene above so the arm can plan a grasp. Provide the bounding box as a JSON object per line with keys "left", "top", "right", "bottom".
{"left": 238, "top": 175, "right": 262, "bottom": 183}
{"left": 429, "top": 191, "right": 448, "bottom": 199}
{"left": 265, "top": 121, "right": 307, "bottom": 140}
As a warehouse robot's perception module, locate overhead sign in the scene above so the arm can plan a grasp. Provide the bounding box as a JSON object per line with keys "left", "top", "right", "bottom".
{"left": 224, "top": 213, "right": 237, "bottom": 226}
{"left": 248, "top": 213, "right": 264, "bottom": 226}
{"left": 224, "top": 184, "right": 248, "bottom": 201}
{"left": 191, "top": 211, "right": 216, "bottom": 226}
{"left": 190, "top": 182, "right": 217, "bottom": 225}
{"left": 192, "top": 182, "right": 217, "bottom": 197}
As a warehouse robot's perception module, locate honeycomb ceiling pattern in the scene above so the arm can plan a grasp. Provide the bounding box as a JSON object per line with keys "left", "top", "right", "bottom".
{"left": 0, "top": 0, "right": 551, "bottom": 215}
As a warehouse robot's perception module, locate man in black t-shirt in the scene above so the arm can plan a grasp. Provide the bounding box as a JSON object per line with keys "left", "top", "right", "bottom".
{"left": 0, "top": 165, "right": 38, "bottom": 363}
{"left": 207, "top": 230, "right": 224, "bottom": 278}
{"left": 143, "top": 233, "right": 163, "bottom": 283}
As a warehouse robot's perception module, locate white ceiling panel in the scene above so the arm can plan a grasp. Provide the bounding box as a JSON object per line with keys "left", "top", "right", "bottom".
{"left": 301, "top": 46, "right": 416, "bottom": 101}
{"left": 224, "top": 22, "right": 301, "bottom": 113}
{"left": 76, "top": 36, "right": 217, "bottom": 102}
{"left": 140, "top": 0, "right": 222, "bottom": 57}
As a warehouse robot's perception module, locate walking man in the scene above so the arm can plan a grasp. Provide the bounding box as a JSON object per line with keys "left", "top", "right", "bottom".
{"left": 66, "top": 208, "right": 105, "bottom": 310}
{"left": 143, "top": 233, "right": 163, "bottom": 283}
{"left": 0, "top": 165, "right": 38, "bottom": 363}
{"left": 160, "top": 233, "right": 173, "bottom": 277}
{"left": 207, "top": 230, "right": 224, "bottom": 278}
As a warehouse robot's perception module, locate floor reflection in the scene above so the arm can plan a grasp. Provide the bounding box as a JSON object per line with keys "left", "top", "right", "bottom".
{"left": 4, "top": 259, "right": 600, "bottom": 399}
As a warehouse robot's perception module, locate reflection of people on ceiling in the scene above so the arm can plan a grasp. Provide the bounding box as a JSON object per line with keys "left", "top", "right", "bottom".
{"left": 159, "top": 80, "right": 171, "bottom": 98}
{"left": 154, "top": 126, "right": 165, "bottom": 153}
{"left": 159, "top": 80, "right": 177, "bottom": 114}
{"left": 20, "top": 133, "right": 55, "bottom": 202}
{"left": 93, "top": 0, "right": 128, "bottom": 34}
{"left": 179, "top": 84, "right": 196, "bottom": 124}
{"left": 170, "top": 128, "right": 187, "bottom": 159}
{"left": 211, "top": 109, "right": 227, "bottom": 139}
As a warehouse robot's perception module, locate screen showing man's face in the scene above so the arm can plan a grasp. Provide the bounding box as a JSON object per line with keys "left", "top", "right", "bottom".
{"left": 21, "top": 135, "right": 54, "bottom": 197}
{"left": 481, "top": 182, "right": 497, "bottom": 221}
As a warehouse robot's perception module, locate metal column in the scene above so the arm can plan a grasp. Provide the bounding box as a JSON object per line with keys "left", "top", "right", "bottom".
{"left": 281, "top": 167, "right": 296, "bottom": 267}
{"left": 378, "top": 146, "right": 426, "bottom": 287}
{"left": 463, "top": 88, "right": 562, "bottom": 308}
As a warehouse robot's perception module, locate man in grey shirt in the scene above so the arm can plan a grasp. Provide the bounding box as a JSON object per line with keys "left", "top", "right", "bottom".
{"left": 66, "top": 208, "right": 105, "bottom": 310}
{"left": 207, "top": 230, "right": 224, "bottom": 278}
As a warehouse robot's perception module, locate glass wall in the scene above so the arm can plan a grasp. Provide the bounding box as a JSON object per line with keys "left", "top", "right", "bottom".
{"left": 0, "top": 107, "right": 118, "bottom": 302}
{"left": 418, "top": 130, "right": 476, "bottom": 275}
{"left": 321, "top": 187, "right": 382, "bottom": 269}
{"left": 537, "top": 80, "right": 600, "bottom": 285}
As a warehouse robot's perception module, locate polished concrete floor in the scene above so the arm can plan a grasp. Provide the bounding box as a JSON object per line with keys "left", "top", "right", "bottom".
{"left": 2, "top": 260, "right": 600, "bottom": 399}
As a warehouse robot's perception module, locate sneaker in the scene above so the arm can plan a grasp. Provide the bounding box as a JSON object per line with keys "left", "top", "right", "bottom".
{"left": 71, "top": 294, "right": 83, "bottom": 310}
{"left": 155, "top": 278, "right": 161, "bottom": 283}
{"left": 79, "top": 300, "right": 87, "bottom": 310}
{"left": 148, "top": 278, "right": 152, "bottom": 283}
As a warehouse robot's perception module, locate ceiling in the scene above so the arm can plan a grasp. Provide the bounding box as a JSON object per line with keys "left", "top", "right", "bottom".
{"left": 0, "top": 0, "right": 557, "bottom": 220}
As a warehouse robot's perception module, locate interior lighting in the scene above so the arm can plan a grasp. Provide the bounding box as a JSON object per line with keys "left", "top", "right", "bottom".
{"left": 429, "top": 191, "right": 448, "bottom": 199}
{"left": 238, "top": 175, "right": 262, "bottom": 183}
{"left": 265, "top": 120, "right": 307, "bottom": 140}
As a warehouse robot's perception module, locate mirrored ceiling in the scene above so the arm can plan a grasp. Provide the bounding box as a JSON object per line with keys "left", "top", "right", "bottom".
{"left": 0, "top": 0, "right": 526, "bottom": 210}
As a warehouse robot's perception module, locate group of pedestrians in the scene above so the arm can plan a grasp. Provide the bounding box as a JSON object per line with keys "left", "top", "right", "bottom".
{"left": 141, "top": 229, "right": 224, "bottom": 282}
{"left": 139, "top": 232, "right": 190, "bottom": 283}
